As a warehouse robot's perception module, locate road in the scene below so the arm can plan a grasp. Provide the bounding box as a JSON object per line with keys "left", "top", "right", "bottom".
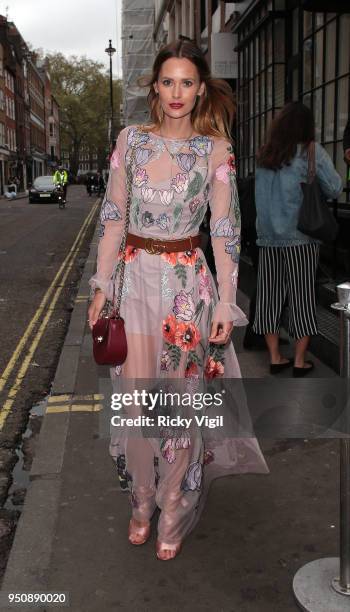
{"left": 0, "top": 186, "right": 100, "bottom": 511}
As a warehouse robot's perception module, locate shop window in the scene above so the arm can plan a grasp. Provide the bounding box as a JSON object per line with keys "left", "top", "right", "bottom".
{"left": 260, "top": 29, "right": 265, "bottom": 69}
{"left": 303, "top": 92, "right": 312, "bottom": 109}
{"left": 324, "top": 82, "right": 335, "bottom": 142}
{"left": 313, "top": 87, "right": 322, "bottom": 142}
{"left": 315, "top": 13, "right": 324, "bottom": 28}
{"left": 292, "top": 9, "right": 299, "bottom": 56}
{"left": 335, "top": 141, "right": 347, "bottom": 201}
{"left": 261, "top": 72, "right": 266, "bottom": 111}
{"left": 314, "top": 29, "right": 323, "bottom": 88}
{"left": 325, "top": 20, "right": 336, "bottom": 82}
{"left": 274, "top": 19, "right": 285, "bottom": 62}
{"left": 255, "top": 75, "right": 260, "bottom": 113}
{"left": 267, "top": 66, "right": 273, "bottom": 108}
{"left": 267, "top": 22, "right": 273, "bottom": 65}
{"left": 304, "top": 11, "right": 313, "bottom": 38}
{"left": 274, "top": 64, "right": 285, "bottom": 108}
{"left": 337, "top": 77, "right": 349, "bottom": 141}
{"left": 338, "top": 15, "right": 350, "bottom": 76}
{"left": 303, "top": 38, "right": 312, "bottom": 92}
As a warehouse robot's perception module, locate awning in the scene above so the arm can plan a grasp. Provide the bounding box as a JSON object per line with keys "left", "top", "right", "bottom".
{"left": 302, "top": 0, "right": 350, "bottom": 11}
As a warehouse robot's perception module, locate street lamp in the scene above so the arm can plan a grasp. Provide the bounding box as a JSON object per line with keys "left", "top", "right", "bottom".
{"left": 105, "top": 39, "right": 116, "bottom": 147}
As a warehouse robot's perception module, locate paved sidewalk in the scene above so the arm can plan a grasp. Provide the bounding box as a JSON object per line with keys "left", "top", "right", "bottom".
{"left": 0, "top": 225, "right": 345, "bottom": 612}
{"left": 0, "top": 191, "right": 28, "bottom": 202}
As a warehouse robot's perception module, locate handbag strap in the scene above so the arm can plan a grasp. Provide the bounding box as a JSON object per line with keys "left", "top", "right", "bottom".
{"left": 307, "top": 141, "right": 316, "bottom": 183}
{"left": 111, "top": 125, "right": 142, "bottom": 316}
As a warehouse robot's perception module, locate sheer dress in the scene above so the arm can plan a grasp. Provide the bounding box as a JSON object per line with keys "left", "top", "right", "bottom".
{"left": 90, "top": 126, "right": 268, "bottom": 545}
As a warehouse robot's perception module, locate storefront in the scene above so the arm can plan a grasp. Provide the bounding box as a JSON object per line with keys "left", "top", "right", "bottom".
{"left": 234, "top": 0, "right": 350, "bottom": 274}
{"left": 234, "top": 1, "right": 350, "bottom": 196}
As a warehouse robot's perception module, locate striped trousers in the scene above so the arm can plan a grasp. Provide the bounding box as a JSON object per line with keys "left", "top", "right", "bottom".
{"left": 253, "top": 243, "right": 319, "bottom": 339}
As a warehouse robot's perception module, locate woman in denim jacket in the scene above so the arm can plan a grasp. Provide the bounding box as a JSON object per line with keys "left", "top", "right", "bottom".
{"left": 253, "top": 102, "right": 342, "bottom": 376}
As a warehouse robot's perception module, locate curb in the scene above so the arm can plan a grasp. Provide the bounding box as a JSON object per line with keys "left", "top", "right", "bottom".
{"left": 1, "top": 213, "right": 100, "bottom": 602}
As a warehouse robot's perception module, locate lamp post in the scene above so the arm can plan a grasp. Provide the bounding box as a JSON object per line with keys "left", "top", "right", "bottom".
{"left": 105, "top": 39, "right": 116, "bottom": 147}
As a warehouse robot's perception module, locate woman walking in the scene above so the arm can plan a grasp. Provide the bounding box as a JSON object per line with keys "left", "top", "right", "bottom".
{"left": 88, "top": 39, "right": 267, "bottom": 561}
{"left": 253, "top": 102, "right": 342, "bottom": 376}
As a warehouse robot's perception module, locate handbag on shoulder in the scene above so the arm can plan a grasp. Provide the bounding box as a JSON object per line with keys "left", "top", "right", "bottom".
{"left": 297, "top": 141, "right": 338, "bottom": 243}
{"left": 92, "top": 133, "right": 139, "bottom": 366}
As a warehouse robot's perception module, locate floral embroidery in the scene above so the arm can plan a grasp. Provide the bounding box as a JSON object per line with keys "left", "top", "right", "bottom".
{"left": 161, "top": 251, "right": 177, "bottom": 266}
{"left": 161, "top": 264, "right": 175, "bottom": 299}
{"left": 141, "top": 211, "right": 155, "bottom": 227}
{"left": 127, "top": 127, "right": 150, "bottom": 147}
{"left": 171, "top": 173, "right": 189, "bottom": 193}
{"left": 178, "top": 250, "right": 198, "bottom": 266}
{"left": 159, "top": 189, "right": 174, "bottom": 206}
{"left": 181, "top": 462, "right": 202, "bottom": 491}
{"left": 198, "top": 266, "right": 213, "bottom": 306}
{"left": 175, "top": 321, "right": 201, "bottom": 352}
{"left": 204, "top": 356, "right": 224, "bottom": 379}
{"left": 141, "top": 186, "right": 155, "bottom": 202}
{"left": 133, "top": 167, "right": 148, "bottom": 187}
{"left": 100, "top": 198, "right": 122, "bottom": 224}
{"left": 215, "top": 154, "right": 236, "bottom": 184}
{"left": 110, "top": 148, "right": 120, "bottom": 170}
{"left": 189, "top": 136, "right": 213, "bottom": 157}
{"left": 173, "top": 289, "right": 196, "bottom": 321}
{"left": 118, "top": 245, "right": 140, "bottom": 263}
{"left": 189, "top": 196, "right": 202, "bottom": 214}
{"left": 204, "top": 450, "right": 214, "bottom": 465}
{"left": 185, "top": 361, "right": 199, "bottom": 379}
{"left": 211, "top": 216, "right": 234, "bottom": 238}
{"left": 162, "top": 314, "right": 177, "bottom": 344}
{"left": 156, "top": 213, "right": 170, "bottom": 231}
{"left": 116, "top": 454, "right": 132, "bottom": 490}
{"left": 160, "top": 432, "right": 191, "bottom": 464}
{"left": 176, "top": 152, "right": 196, "bottom": 172}
{"left": 160, "top": 350, "right": 171, "bottom": 371}
{"left": 135, "top": 147, "right": 153, "bottom": 166}
{"left": 225, "top": 234, "right": 241, "bottom": 263}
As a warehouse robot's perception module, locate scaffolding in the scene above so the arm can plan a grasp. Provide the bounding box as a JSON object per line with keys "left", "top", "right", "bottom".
{"left": 121, "top": 0, "right": 155, "bottom": 126}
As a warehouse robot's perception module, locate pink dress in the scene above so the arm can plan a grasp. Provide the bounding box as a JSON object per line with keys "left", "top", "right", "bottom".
{"left": 90, "top": 125, "right": 268, "bottom": 544}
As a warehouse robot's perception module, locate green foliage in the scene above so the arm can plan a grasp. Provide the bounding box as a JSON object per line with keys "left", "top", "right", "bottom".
{"left": 44, "top": 52, "right": 123, "bottom": 174}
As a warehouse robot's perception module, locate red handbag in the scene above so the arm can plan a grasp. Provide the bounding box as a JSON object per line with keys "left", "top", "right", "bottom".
{"left": 92, "top": 313, "right": 127, "bottom": 366}
{"left": 92, "top": 137, "right": 138, "bottom": 366}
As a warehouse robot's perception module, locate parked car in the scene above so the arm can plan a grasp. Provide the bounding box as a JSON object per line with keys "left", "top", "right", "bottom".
{"left": 29, "top": 176, "right": 61, "bottom": 203}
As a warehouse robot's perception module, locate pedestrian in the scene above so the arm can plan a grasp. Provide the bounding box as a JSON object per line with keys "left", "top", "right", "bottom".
{"left": 253, "top": 102, "right": 342, "bottom": 376}
{"left": 88, "top": 39, "right": 268, "bottom": 561}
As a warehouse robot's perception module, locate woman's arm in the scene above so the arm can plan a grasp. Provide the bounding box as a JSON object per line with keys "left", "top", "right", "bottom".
{"left": 89, "top": 128, "right": 129, "bottom": 300}
{"left": 208, "top": 139, "right": 248, "bottom": 339}
{"left": 315, "top": 143, "right": 343, "bottom": 199}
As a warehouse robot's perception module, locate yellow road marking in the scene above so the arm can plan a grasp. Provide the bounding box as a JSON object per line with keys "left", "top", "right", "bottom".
{"left": 0, "top": 200, "right": 100, "bottom": 429}
{"left": 46, "top": 403, "right": 103, "bottom": 413}
{"left": 0, "top": 199, "right": 99, "bottom": 395}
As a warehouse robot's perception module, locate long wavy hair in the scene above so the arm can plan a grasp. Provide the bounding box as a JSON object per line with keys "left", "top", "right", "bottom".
{"left": 138, "top": 39, "right": 235, "bottom": 141}
{"left": 256, "top": 102, "right": 315, "bottom": 170}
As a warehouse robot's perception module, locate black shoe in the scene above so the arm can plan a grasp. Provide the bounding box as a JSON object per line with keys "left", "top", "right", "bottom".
{"left": 293, "top": 360, "right": 314, "bottom": 378}
{"left": 270, "top": 359, "right": 293, "bottom": 374}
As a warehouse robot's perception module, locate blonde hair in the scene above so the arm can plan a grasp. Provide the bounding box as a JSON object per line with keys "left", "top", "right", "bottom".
{"left": 138, "top": 39, "right": 235, "bottom": 141}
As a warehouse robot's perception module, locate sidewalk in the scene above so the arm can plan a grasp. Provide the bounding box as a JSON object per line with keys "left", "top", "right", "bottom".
{"left": 0, "top": 225, "right": 344, "bottom": 612}
{"left": 0, "top": 191, "right": 28, "bottom": 202}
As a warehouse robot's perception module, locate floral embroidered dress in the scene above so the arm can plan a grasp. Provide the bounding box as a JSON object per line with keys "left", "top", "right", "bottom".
{"left": 90, "top": 125, "right": 268, "bottom": 545}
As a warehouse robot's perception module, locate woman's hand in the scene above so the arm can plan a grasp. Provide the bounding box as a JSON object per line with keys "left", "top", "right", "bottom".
{"left": 88, "top": 291, "right": 107, "bottom": 330}
{"left": 209, "top": 320, "right": 234, "bottom": 344}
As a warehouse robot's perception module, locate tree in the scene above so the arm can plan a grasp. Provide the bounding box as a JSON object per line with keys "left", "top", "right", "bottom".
{"left": 44, "top": 53, "right": 122, "bottom": 176}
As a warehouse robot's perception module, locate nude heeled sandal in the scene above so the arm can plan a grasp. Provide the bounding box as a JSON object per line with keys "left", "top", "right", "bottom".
{"left": 128, "top": 518, "right": 151, "bottom": 546}
{"left": 156, "top": 540, "right": 182, "bottom": 561}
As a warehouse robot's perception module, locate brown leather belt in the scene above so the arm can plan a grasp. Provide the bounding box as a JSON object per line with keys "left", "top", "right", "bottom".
{"left": 126, "top": 232, "right": 201, "bottom": 255}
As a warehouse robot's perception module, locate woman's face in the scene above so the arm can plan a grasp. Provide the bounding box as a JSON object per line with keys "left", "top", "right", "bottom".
{"left": 154, "top": 57, "right": 205, "bottom": 120}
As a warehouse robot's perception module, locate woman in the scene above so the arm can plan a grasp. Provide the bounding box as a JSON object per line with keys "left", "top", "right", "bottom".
{"left": 88, "top": 39, "right": 268, "bottom": 561}
{"left": 253, "top": 102, "right": 342, "bottom": 376}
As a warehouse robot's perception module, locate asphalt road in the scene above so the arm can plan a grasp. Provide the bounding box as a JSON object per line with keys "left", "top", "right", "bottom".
{"left": 0, "top": 186, "right": 99, "bottom": 509}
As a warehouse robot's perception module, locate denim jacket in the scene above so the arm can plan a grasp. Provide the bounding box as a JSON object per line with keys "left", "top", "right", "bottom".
{"left": 255, "top": 143, "right": 343, "bottom": 247}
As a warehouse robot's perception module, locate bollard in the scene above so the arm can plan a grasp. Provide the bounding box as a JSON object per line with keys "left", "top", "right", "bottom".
{"left": 293, "top": 286, "right": 350, "bottom": 610}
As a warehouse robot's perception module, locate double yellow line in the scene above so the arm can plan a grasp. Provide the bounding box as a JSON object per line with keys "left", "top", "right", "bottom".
{"left": 0, "top": 199, "right": 100, "bottom": 430}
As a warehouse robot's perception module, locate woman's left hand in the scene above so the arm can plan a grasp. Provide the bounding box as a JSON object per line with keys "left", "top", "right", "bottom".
{"left": 209, "top": 320, "right": 234, "bottom": 344}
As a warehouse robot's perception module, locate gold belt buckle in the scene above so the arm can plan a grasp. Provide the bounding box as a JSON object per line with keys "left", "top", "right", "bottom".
{"left": 145, "top": 238, "right": 164, "bottom": 255}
